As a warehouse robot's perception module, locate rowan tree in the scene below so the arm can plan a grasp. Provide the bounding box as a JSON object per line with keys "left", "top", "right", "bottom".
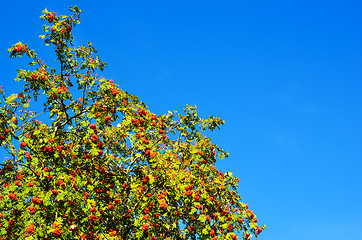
{"left": 0, "top": 6, "right": 265, "bottom": 240}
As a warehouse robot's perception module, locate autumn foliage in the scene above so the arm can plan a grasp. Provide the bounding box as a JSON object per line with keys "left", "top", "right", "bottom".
{"left": 0, "top": 6, "right": 265, "bottom": 240}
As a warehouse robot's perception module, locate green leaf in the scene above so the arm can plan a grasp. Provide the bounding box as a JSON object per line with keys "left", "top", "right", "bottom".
{"left": 202, "top": 228, "right": 208, "bottom": 235}
{"left": 198, "top": 214, "right": 207, "bottom": 222}
{"left": 190, "top": 207, "right": 197, "bottom": 214}
{"left": 57, "top": 191, "right": 66, "bottom": 200}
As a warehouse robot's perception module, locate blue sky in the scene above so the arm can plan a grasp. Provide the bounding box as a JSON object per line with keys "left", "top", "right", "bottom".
{"left": 1, "top": 1, "right": 362, "bottom": 239}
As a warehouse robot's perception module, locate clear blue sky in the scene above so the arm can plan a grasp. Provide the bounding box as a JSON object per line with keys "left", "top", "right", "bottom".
{"left": 1, "top": 1, "right": 362, "bottom": 239}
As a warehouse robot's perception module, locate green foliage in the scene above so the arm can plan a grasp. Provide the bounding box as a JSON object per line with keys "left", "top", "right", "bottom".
{"left": 0, "top": 6, "right": 265, "bottom": 240}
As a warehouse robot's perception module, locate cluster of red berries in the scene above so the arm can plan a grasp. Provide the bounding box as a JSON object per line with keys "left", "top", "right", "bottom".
{"left": 48, "top": 13, "right": 56, "bottom": 23}
{"left": 52, "top": 223, "right": 63, "bottom": 236}
{"left": 13, "top": 43, "right": 27, "bottom": 53}
{"left": 26, "top": 224, "right": 35, "bottom": 234}
{"left": 56, "top": 86, "right": 69, "bottom": 94}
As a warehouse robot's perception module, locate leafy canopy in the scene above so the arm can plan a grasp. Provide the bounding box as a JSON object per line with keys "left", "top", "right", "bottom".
{"left": 0, "top": 6, "right": 265, "bottom": 240}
